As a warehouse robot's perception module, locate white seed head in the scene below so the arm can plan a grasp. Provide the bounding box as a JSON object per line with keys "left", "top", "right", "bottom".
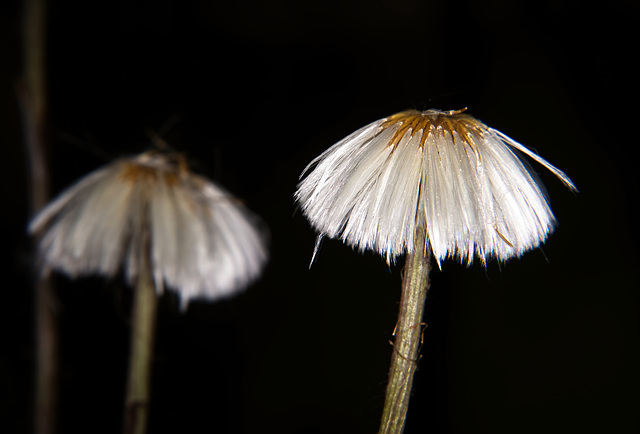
{"left": 29, "top": 152, "right": 268, "bottom": 307}
{"left": 295, "top": 109, "right": 577, "bottom": 267}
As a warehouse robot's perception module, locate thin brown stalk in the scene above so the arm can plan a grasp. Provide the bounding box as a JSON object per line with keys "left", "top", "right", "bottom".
{"left": 20, "top": 0, "right": 57, "bottom": 433}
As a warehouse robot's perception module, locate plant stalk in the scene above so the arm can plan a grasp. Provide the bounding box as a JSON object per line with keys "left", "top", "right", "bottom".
{"left": 21, "top": 1, "right": 57, "bottom": 433}
{"left": 378, "top": 227, "right": 432, "bottom": 434}
{"left": 33, "top": 278, "right": 57, "bottom": 434}
{"left": 123, "top": 247, "right": 158, "bottom": 434}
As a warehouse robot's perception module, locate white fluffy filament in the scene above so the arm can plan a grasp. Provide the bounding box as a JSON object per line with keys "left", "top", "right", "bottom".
{"left": 29, "top": 152, "right": 268, "bottom": 307}
{"left": 295, "top": 109, "right": 577, "bottom": 267}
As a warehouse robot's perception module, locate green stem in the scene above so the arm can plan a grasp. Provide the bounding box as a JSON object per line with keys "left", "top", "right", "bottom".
{"left": 123, "top": 250, "right": 158, "bottom": 434}
{"left": 378, "top": 227, "right": 432, "bottom": 434}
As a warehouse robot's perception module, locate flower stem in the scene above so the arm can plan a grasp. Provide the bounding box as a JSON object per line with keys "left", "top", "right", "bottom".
{"left": 123, "top": 248, "right": 158, "bottom": 434}
{"left": 379, "top": 227, "right": 432, "bottom": 434}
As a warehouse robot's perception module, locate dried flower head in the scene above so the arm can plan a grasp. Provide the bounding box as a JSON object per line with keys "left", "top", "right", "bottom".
{"left": 295, "top": 109, "right": 577, "bottom": 266}
{"left": 29, "top": 152, "right": 268, "bottom": 306}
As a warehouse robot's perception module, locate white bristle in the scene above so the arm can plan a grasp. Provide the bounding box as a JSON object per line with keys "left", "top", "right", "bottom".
{"left": 29, "top": 152, "right": 268, "bottom": 308}
{"left": 295, "top": 109, "right": 576, "bottom": 267}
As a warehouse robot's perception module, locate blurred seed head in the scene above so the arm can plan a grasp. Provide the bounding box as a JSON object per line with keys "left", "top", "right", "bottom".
{"left": 29, "top": 151, "right": 268, "bottom": 308}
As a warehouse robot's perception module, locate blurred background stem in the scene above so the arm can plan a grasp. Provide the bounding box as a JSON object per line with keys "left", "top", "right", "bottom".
{"left": 378, "top": 227, "right": 432, "bottom": 434}
{"left": 20, "top": 0, "right": 57, "bottom": 433}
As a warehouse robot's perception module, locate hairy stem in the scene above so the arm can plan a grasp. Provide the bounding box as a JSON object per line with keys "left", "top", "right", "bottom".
{"left": 378, "top": 228, "right": 432, "bottom": 434}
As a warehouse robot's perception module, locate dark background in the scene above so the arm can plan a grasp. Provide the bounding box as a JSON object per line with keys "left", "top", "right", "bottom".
{"left": 1, "top": 0, "right": 638, "bottom": 433}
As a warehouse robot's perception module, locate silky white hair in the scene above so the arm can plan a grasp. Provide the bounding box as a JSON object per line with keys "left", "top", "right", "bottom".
{"left": 295, "top": 109, "right": 577, "bottom": 267}
{"left": 29, "top": 152, "right": 268, "bottom": 308}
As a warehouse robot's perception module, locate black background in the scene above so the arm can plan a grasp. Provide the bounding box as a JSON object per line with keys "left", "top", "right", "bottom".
{"left": 1, "top": 0, "right": 638, "bottom": 433}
